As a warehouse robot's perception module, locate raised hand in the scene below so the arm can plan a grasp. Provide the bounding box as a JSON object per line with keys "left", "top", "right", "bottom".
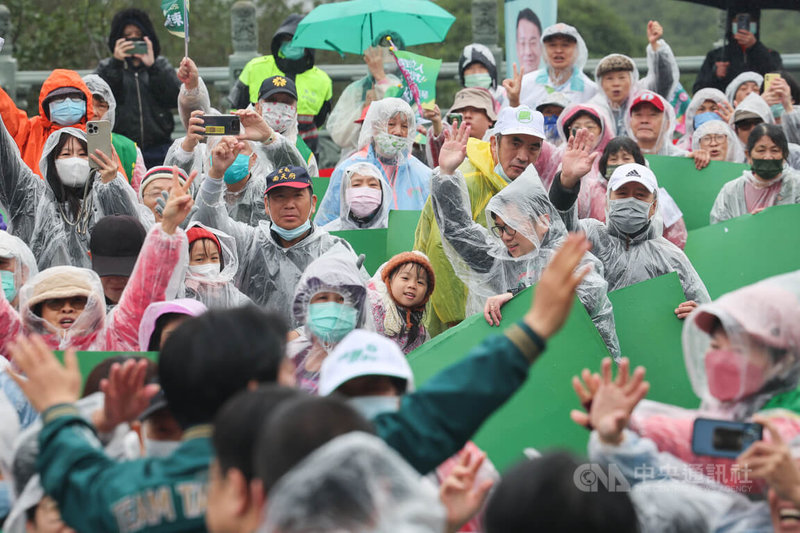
{"left": 181, "top": 110, "right": 206, "bottom": 152}
{"left": 160, "top": 166, "right": 197, "bottom": 235}
{"left": 502, "top": 63, "right": 524, "bottom": 108}
{"left": 363, "top": 46, "right": 387, "bottom": 82}
{"left": 737, "top": 416, "right": 800, "bottom": 506}
{"left": 423, "top": 104, "right": 443, "bottom": 137}
{"left": 209, "top": 136, "right": 246, "bottom": 180}
{"left": 438, "top": 120, "right": 471, "bottom": 176}
{"left": 177, "top": 57, "right": 200, "bottom": 90}
{"left": 570, "top": 368, "right": 602, "bottom": 428}
{"left": 524, "top": 233, "right": 592, "bottom": 339}
{"left": 484, "top": 292, "right": 514, "bottom": 327}
{"left": 560, "top": 128, "right": 598, "bottom": 188}
{"left": 233, "top": 109, "right": 274, "bottom": 144}
{"left": 716, "top": 100, "right": 734, "bottom": 123}
{"left": 571, "top": 357, "right": 649, "bottom": 445}
{"left": 137, "top": 36, "right": 156, "bottom": 67}
{"left": 439, "top": 449, "right": 495, "bottom": 533}
{"left": 647, "top": 20, "right": 663, "bottom": 50}
{"left": 89, "top": 147, "right": 119, "bottom": 184}
{"left": 92, "top": 358, "right": 160, "bottom": 434}
{"left": 6, "top": 334, "right": 82, "bottom": 413}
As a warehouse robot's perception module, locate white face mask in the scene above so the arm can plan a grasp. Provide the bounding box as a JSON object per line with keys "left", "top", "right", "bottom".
{"left": 188, "top": 263, "right": 221, "bottom": 278}
{"left": 143, "top": 437, "right": 181, "bottom": 458}
{"left": 55, "top": 157, "right": 90, "bottom": 187}
{"left": 347, "top": 395, "right": 400, "bottom": 420}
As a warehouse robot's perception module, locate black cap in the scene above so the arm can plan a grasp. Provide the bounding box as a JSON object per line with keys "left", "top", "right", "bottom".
{"left": 264, "top": 165, "right": 312, "bottom": 195}
{"left": 258, "top": 75, "right": 297, "bottom": 102}
{"left": 90, "top": 215, "right": 146, "bottom": 277}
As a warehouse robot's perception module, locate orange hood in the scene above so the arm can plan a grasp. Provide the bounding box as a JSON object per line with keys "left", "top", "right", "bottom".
{"left": 38, "top": 69, "right": 94, "bottom": 127}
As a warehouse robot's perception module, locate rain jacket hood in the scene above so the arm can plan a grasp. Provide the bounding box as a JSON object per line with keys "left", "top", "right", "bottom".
{"left": 684, "top": 271, "right": 800, "bottom": 419}
{"left": 184, "top": 223, "right": 251, "bottom": 309}
{"left": 541, "top": 23, "right": 589, "bottom": 74}
{"left": 624, "top": 90, "right": 678, "bottom": 156}
{"left": 692, "top": 120, "right": 745, "bottom": 162}
{"left": 680, "top": 88, "right": 728, "bottom": 149}
{"left": 271, "top": 14, "right": 315, "bottom": 74}
{"left": 137, "top": 298, "right": 207, "bottom": 351}
{"left": 0, "top": 231, "right": 38, "bottom": 303}
{"left": 557, "top": 103, "right": 614, "bottom": 167}
{"left": 106, "top": 8, "right": 161, "bottom": 57}
{"left": 321, "top": 161, "right": 392, "bottom": 231}
{"left": 725, "top": 72, "right": 764, "bottom": 106}
{"left": 38, "top": 69, "right": 94, "bottom": 125}
{"left": 82, "top": 74, "right": 117, "bottom": 128}
{"left": 459, "top": 43, "right": 498, "bottom": 89}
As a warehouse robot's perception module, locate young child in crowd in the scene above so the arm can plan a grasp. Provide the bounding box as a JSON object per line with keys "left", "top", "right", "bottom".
{"left": 320, "top": 162, "right": 391, "bottom": 231}
{"left": 184, "top": 223, "right": 250, "bottom": 309}
{"left": 368, "top": 251, "right": 435, "bottom": 355}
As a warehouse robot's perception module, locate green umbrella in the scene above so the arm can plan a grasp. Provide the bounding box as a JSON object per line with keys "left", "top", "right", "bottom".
{"left": 291, "top": 0, "right": 456, "bottom": 55}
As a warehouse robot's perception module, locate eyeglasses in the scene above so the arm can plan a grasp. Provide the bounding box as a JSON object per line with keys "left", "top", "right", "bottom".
{"left": 491, "top": 224, "right": 517, "bottom": 238}
{"left": 700, "top": 134, "right": 727, "bottom": 145}
{"left": 43, "top": 296, "right": 88, "bottom": 311}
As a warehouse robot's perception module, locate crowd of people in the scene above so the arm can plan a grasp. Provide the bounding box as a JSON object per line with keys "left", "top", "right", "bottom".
{"left": 0, "top": 5, "right": 799, "bottom": 532}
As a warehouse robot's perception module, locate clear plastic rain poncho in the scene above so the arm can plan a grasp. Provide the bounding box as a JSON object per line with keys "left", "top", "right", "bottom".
{"left": 192, "top": 171, "right": 359, "bottom": 323}
{"left": 590, "top": 48, "right": 679, "bottom": 137}
{"left": 0, "top": 119, "right": 139, "bottom": 270}
{"left": 431, "top": 166, "right": 620, "bottom": 357}
{"left": 320, "top": 161, "right": 392, "bottom": 231}
{"left": 326, "top": 70, "right": 401, "bottom": 160}
{"left": 519, "top": 23, "right": 597, "bottom": 109}
{"left": 629, "top": 271, "right": 800, "bottom": 491}
{"left": 315, "top": 98, "right": 431, "bottom": 226}
{"left": 691, "top": 120, "right": 745, "bottom": 163}
{"left": 558, "top": 164, "right": 710, "bottom": 303}
{"left": 82, "top": 74, "right": 117, "bottom": 128}
{"left": 0, "top": 219, "right": 188, "bottom": 353}
{"left": 676, "top": 88, "right": 728, "bottom": 151}
{"left": 727, "top": 92, "right": 800, "bottom": 169}
{"left": 289, "top": 249, "right": 373, "bottom": 394}
{"left": 183, "top": 222, "right": 251, "bottom": 309}
{"left": 0, "top": 231, "right": 38, "bottom": 307}
{"left": 710, "top": 163, "right": 800, "bottom": 224}
{"left": 725, "top": 71, "right": 764, "bottom": 106}
{"left": 3, "top": 392, "right": 137, "bottom": 533}
{"left": 259, "top": 432, "right": 446, "bottom": 533}
{"left": 624, "top": 90, "right": 685, "bottom": 157}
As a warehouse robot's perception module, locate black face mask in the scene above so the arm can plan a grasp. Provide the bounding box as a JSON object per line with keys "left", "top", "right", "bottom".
{"left": 751, "top": 158, "right": 783, "bottom": 180}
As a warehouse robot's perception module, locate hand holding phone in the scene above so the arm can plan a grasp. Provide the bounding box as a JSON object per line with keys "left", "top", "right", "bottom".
{"left": 692, "top": 417, "right": 763, "bottom": 459}
{"left": 87, "top": 120, "right": 113, "bottom": 171}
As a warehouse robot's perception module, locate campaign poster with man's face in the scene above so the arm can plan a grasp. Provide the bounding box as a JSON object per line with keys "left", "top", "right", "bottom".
{"left": 504, "top": 0, "right": 557, "bottom": 77}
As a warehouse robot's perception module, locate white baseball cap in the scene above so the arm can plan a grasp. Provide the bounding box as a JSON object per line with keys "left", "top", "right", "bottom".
{"left": 608, "top": 163, "right": 658, "bottom": 193}
{"left": 494, "top": 105, "right": 546, "bottom": 139}
{"left": 318, "top": 330, "right": 415, "bottom": 397}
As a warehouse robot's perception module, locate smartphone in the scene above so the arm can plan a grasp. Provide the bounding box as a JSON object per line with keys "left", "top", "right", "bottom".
{"left": 126, "top": 40, "right": 148, "bottom": 55}
{"left": 445, "top": 113, "right": 463, "bottom": 128}
{"left": 691, "top": 418, "right": 763, "bottom": 459}
{"left": 734, "top": 13, "right": 750, "bottom": 33}
{"left": 765, "top": 72, "right": 781, "bottom": 93}
{"left": 86, "top": 120, "right": 112, "bottom": 171}
{"left": 202, "top": 115, "right": 241, "bottom": 136}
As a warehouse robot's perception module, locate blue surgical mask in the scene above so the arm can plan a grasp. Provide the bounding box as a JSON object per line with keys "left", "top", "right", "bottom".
{"left": 494, "top": 163, "right": 511, "bottom": 183}
{"left": 543, "top": 114, "right": 559, "bottom": 142}
{"left": 464, "top": 73, "right": 493, "bottom": 89}
{"left": 307, "top": 301, "right": 358, "bottom": 344}
{"left": 347, "top": 395, "right": 400, "bottom": 420}
{"left": 49, "top": 97, "right": 86, "bottom": 126}
{"left": 271, "top": 218, "right": 311, "bottom": 241}
{"left": 771, "top": 104, "right": 785, "bottom": 119}
{"left": 1, "top": 270, "right": 15, "bottom": 302}
{"left": 223, "top": 154, "right": 250, "bottom": 184}
{"left": 693, "top": 111, "right": 722, "bottom": 129}
{"left": 279, "top": 42, "right": 305, "bottom": 60}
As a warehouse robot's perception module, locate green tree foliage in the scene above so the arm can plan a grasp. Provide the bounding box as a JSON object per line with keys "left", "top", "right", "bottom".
{"left": 559, "top": 0, "right": 639, "bottom": 58}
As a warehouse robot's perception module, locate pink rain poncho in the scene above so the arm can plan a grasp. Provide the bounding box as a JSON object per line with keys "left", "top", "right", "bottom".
{"left": 630, "top": 271, "right": 800, "bottom": 491}
{"left": 0, "top": 223, "right": 187, "bottom": 356}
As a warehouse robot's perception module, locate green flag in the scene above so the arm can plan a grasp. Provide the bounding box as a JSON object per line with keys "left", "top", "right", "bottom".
{"left": 385, "top": 50, "right": 442, "bottom": 107}
{"left": 162, "top": 0, "right": 189, "bottom": 38}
